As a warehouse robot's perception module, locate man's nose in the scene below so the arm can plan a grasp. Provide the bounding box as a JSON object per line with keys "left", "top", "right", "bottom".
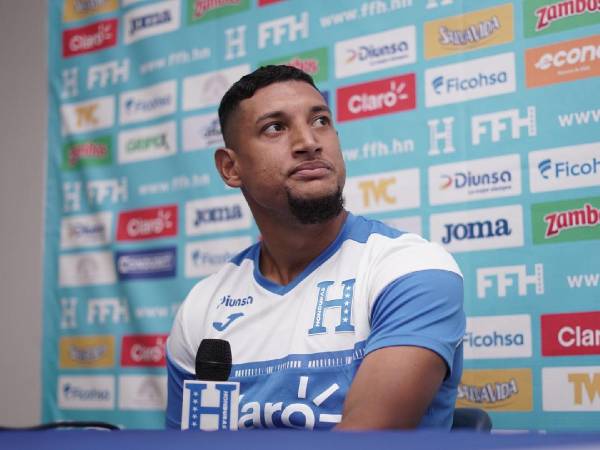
{"left": 291, "top": 123, "right": 321, "bottom": 156}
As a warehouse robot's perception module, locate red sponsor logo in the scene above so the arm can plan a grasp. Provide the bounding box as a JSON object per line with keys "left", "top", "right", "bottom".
{"left": 541, "top": 311, "right": 600, "bottom": 356}
{"left": 62, "top": 18, "right": 118, "bottom": 58}
{"left": 258, "top": 0, "right": 283, "bottom": 5}
{"left": 121, "top": 334, "right": 167, "bottom": 367}
{"left": 336, "top": 73, "right": 416, "bottom": 122}
{"left": 544, "top": 203, "right": 600, "bottom": 237}
{"left": 116, "top": 205, "right": 177, "bottom": 241}
{"left": 535, "top": 0, "right": 600, "bottom": 31}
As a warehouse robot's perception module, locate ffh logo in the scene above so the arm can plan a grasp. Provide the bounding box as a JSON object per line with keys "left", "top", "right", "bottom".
{"left": 308, "top": 279, "right": 355, "bottom": 335}
{"left": 87, "top": 59, "right": 129, "bottom": 90}
{"left": 477, "top": 264, "right": 544, "bottom": 299}
{"left": 62, "top": 19, "right": 118, "bottom": 58}
{"left": 541, "top": 311, "right": 600, "bottom": 356}
{"left": 258, "top": 12, "right": 309, "bottom": 49}
{"left": 117, "top": 204, "right": 177, "bottom": 241}
{"left": 182, "top": 380, "right": 240, "bottom": 430}
{"left": 471, "top": 107, "right": 537, "bottom": 145}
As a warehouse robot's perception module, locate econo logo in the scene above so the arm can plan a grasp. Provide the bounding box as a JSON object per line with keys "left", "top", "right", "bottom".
{"left": 336, "top": 73, "right": 416, "bottom": 122}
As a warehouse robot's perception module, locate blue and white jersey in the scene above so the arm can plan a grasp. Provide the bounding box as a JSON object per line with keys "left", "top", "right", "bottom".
{"left": 166, "top": 213, "right": 465, "bottom": 430}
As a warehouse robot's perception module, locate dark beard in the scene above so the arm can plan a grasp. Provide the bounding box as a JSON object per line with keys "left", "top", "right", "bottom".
{"left": 286, "top": 186, "right": 344, "bottom": 224}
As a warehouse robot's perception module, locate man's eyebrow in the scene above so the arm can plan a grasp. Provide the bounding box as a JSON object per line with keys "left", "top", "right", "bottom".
{"left": 254, "top": 104, "right": 332, "bottom": 125}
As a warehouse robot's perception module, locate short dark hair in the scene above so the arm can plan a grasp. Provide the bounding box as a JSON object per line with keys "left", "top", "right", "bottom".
{"left": 218, "top": 65, "right": 319, "bottom": 145}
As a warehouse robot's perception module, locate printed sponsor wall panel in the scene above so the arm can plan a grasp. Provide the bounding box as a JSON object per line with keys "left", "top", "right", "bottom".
{"left": 45, "top": 0, "right": 600, "bottom": 430}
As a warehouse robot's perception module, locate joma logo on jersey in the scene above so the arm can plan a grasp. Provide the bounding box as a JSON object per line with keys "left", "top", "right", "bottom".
{"left": 308, "top": 279, "right": 355, "bottom": 335}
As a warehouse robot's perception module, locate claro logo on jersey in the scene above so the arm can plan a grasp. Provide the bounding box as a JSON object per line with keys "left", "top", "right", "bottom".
{"left": 542, "top": 311, "right": 600, "bottom": 356}
{"left": 464, "top": 315, "right": 532, "bottom": 359}
{"left": 63, "top": 0, "right": 119, "bottom": 22}
{"left": 183, "top": 64, "right": 250, "bottom": 111}
{"left": 185, "top": 194, "right": 252, "bottom": 236}
{"left": 529, "top": 141, "right": 600, "bottom": 193}
{"left": 59, "top": 336, "right": 115, "bottom": 369}
{"left": 526, "top": 34, "right": 600, "bottom": 88}
{"left": 185, "top": 236, "right": 252, "bottom": 278}
{"left": 116, "top": 204, "right": 177, "bottom": 241}
{"left": 428, "top": 154, "right": 521, "bottom": 205}
{"left": 524, "top": 0, "right": 600, "bottom": 38}
{"left": 62, "top": 18, "right": 118, "bottom": 58}
{"left": 124, "top": 0, "right": 180, "bottom": 45}
{"left": 60, "top": 212, "right": 113, "bottom": 249}
{"left": 430, "top": 205, "right": 524, "bottom": 253}
{"left": 532, "top": 196, "right": 600, "bottom": 244}
{"left": 119, "top": 80, "right": 177, "bottom": 125}
{"left": 115, "top": 247, "right": 176, "bottom": 280}
{"left": 58, "top": 376, "right": 115, "bottom": 409}
{"left": 543, "top": 366, "right": 600, "bottom": 411}
{"left": 121, "top": 334, "right": 167, "bottom": 366}
{"left": 334, "top": 26, "right": 416, "bottom": 79}
{"left": 261, "top": 47, "right": 328, "bottom": 83}
{"left": 118, "top": 121, "right": 177, "bottom": 164}
{"left": 425, "top": 52, "right": 516, "bottom": 107}
{"left": 336, "top": 73, "right": 416, "bottom": 122}
{"left": 424, "top": 3, "right": 514, "bottom": 59}
{"left": 457, "top": 369, "right": 533, "bottom": 411}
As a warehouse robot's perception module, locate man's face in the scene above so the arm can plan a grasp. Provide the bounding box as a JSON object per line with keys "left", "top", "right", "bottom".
{"left": 224, "top": 80, "right": 346, "bottom": 221}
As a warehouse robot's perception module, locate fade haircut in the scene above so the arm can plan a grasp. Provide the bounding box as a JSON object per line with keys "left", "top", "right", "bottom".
{"left": 218, "top": 65, "right": 319, "bottom": 147}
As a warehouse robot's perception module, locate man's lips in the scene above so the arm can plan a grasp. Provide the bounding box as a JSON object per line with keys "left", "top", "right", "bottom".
{"left": 289, "top": 161, "right": 333, "bottom": 178}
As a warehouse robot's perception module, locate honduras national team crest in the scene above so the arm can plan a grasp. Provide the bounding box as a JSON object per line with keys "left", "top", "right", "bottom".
{"left": 181, "top": 380, "right": 240, "bottom": 431}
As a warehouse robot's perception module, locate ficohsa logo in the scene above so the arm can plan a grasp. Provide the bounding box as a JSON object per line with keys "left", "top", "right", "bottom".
{"left": 58, "top": 376, "right": 115, "bottom": 409}
{"left": 463, "top": 314, "right": 532, "bottom": 359}
{"left": 336, "top": 73, "right": 416, "bottom": 122}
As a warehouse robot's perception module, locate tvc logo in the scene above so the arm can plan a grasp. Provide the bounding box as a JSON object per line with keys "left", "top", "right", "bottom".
{"left": 543, "top": 366, "right": 600, "bottom": 411}
{"left": 477, "top": 264, "right": 544, "bottom": 299}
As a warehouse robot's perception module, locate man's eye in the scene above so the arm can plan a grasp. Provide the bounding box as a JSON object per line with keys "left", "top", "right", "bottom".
{"left": 313, "top": 116, "right": 330, "bottom": 127}
{"left": 264, "top": 123, "right": 283, "bottom": 134}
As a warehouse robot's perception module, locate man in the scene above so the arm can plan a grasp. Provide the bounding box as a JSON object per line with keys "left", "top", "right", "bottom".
{"left": 166, "top": 65, "right": 465, "bottom": 430}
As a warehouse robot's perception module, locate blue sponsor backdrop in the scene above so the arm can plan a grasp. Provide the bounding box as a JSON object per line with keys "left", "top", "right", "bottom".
{"left": 45, "top": 0, "right": 600, "bottom": 430}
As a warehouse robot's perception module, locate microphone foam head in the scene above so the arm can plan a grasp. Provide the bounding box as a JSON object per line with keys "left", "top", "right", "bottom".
{"left": 195, "top": 339, "right": 232, "bottom": 381}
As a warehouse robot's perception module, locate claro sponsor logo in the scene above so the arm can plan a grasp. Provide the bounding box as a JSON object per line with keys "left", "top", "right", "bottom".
{"left": 185, "top": 236, "right": 253, "bottom": 278}
{"left": 543, "top": 366, "right": 600, "bottom": 411}
{"left": 185, "top": 194, "right": 252, "bottom": 236}
{"left": 428, "top": 154, "right": 521, "bottom": 205}
{"left": 457, "top": 369, "right": 533, "bottom": 411}
{"left": 336, "top": 73, "right": 416, "bottom": 122}
{"left": 62, "top": 18, "right": 118, "bottom": 58}
{"left": 425, "top": 52, "right": 516, "bottom": 107}
{"left": 524, "top": 0, "right": 600, "bottom": 37}
{"left": 187, "top": 0, "right": 250, "bottom": 24}
{"left": 60, "top": 212, "right": 113, "bottom": 249}
{"left": 58, "top": 376, "right": 115, "bottom": 409}
{"left": 542, "top": 311, "right": 600, "bottom": 356}
{"left": 59, "top": 251, "right": 117, "bottom": 287}
{"left": 121, "top": 334, "right": 167, "bottom": 366}
{"left": 118, "top": 121, "right": 177, "bottom": 164}
{"left": 430, "top": 205, "right": 524, "bottom": 253}
{"left": 63, "top": 0, "right": 119, "bottom": 22}
{"left": 529, "top": 141, "right": 600, "bottom": 193}
{"left": 119, "top": 80, "right": 177, "bottom": 125}
{"left": 183, "top": 64, "right": 250, "bottom": 111}
{"left": 532, "top": 197, "right": 600, "bottom": 244}
{"left": 463, "top": 314, "right": 532, "bottom": 359}
{"left": 334, "top": 26, "right": 416, "bottom": 78}
{"left": 59, "top": 336, "right": 115, "bottom": 369}
{"left": 117, "top": 204, "right": 177, "bottom": 241}
{"left": 124, "top": 0, "right": 180, "bottom": 45}
{"left": 424, "top": 3, "right": 514, "bottom": 59}
{"left": 118, "top": 375, "right": 167, "bottom": 410}
{"left": 526, "top": 34, "right": 600, "bottom": 88}
{"left": 115, "top": 247, "right": 176, "bottom": 280}
{"left": 182, "top": 113, "right": 224, "bottom": 152}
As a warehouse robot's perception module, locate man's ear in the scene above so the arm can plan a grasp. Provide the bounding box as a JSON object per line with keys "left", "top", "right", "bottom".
{"left": 214, "top": 147, "right": 242, "bottom": 188}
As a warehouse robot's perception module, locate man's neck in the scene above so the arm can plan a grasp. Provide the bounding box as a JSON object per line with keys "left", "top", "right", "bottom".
{"left": 255, "top": 210, "right": 348, "bottom": 286}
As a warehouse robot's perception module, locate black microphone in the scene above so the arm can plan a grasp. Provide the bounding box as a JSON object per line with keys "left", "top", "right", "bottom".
{"left": 195, "top": 339, "right": 232, "bottom": 381}
{"left": 181, "top": 339, "right": 240, "bottom": 430}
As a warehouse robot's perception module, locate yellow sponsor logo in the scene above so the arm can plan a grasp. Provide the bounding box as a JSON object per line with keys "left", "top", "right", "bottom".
{"left": 63, "top": 0, "right": 119, "bottom": 23}
{"left": 568, "top": 372, "right": 600, "bottom": 405}
{"left": 456, "top": 368, "right": 532, "bottom": 411}
{"left": 424, "top": 3, "right": 514, "bottom": 59}
{"left": 59, "top": 335, "right": 115, "bottom": 368}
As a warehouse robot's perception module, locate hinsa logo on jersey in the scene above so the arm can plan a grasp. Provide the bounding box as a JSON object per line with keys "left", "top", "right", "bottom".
{"left": 124, "top": 0, "right": 180, "bottom": 45}
{"left": 529, "top": 141, "right": 600, "bottom": 193}
{"left": 425, "top": 52, "right": 515, "bottom": 107}
{"left": 430, "top": 205, "right": 524, "bottom": 253}
{"left": 526, "top": 35, "right": 600, "bottom": 88}
{"left": 463, "top": 314, "right": 532, "bottom": 359}
{"left": 185, "top": 236, "right": 253, "bottom": 278}
{"left": 542, "top": 366, "right": 600, "bottom": 411}
{"left": 183, "top": 64, "right": 250, "bottom": 111}
{"left": 457, "top": 369, "right": 533, "bottom": 411}
{"left": 477, "top": 263, "right": 544, "bottom": 299}
{"left": 525, "top": 0, "right": 600, "bottom": 37}
{"left": 428, "top": 154, "right": 521, "bottom": 205}
{"left": 186, "top": 194, "right": 252, "bottom": 236}
{"left": 62, "top": 18, "right": 118, "bottom": 58}
{"left": 182, "top": 113, "right": 224, "bottom": 152}
{"left": 58, "top": 376, "right": 115, "bottom": 409}
{"left": 334, "top": 26, "right": 416, "bottom": 78}
{"left": 60, "top": 212, "right": 113, "bottom": 249}
{"left": 118, "top": 375, "right": 167, "bottom": 410}
{"left": 119, "top": 80, "right": 177, "bottom": 125}
{"left": 121, "top": 334, "right": 167, "bottom": 366}
{"left": 118, "top": 121, "right": 177, "bottom": 164}
{"left": 63, "top": 0, "right": 119, "bottom": 22}
{"left": 59, "top": 336, "right": 115, "bottom": 369}
{"left": 116, "top": 204, "right": 177, "bottom": 241}
{"left": 532, "top": 197, "right": 600, "bottom": 244}
{"left": 542, "top": 311, "right": 600, "bottom": 356}
{"left": 344, "top": 168, "right": 420, "bottom": 214}
{"left": 61, "top": 96, "right": 115, "bottom": 136}
{"left": 424, "top": 3, "right": 514, "bottom": 59}
{"left": 336, "top": 73, "right": 416, "bottom": 122}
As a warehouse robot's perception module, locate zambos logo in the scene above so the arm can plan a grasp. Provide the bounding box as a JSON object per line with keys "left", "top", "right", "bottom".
{"left": 261, "top": 48, "right": 328, "bottom": 83}
{"left": 532, "top": 197, "right": 600, "bottom": 244}
{"left": 63, "top": 136, "right": 112, "bottom": 170}
{"left": 188, "top": 0, "right": 250, "bottom": 24}
{"left": 524, "top": 0, "right": 600, "bottom": 38}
